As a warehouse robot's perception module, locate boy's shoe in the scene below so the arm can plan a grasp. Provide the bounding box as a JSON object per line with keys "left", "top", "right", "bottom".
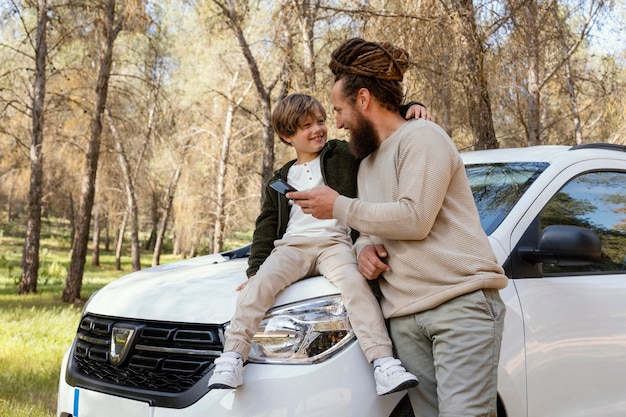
{"left": 374, "top": 359, "right": 419, "bottom": 395}
{"left": 208, "top": 356, "right": 243, "bottom": 389}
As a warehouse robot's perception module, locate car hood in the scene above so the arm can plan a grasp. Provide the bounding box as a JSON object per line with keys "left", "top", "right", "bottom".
{"left": 85, "top": 255, "right": 340, "bottom": 324}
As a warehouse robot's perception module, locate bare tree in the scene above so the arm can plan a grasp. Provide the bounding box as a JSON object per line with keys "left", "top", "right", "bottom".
{"left": 294, "top": 0, "right": 317, "bottom": 90}
{"left": 212, "top": 0, "right": 288, "bottom": 199}
{"left": 551, "top": 1, "right": 606, "bottom": 145}
{"left": 212, "top": 73, "right": 254, "bottom": 253}
{"left": 152, "top": 164, "right": 181, "bottom": 266}
{"left": 63, "top": 0, "right": 122, "bottom": 302}
{"left": 105, "top": 109, "right": 141, "bottom": 271}
{"left": 508, "top": 0, "right": 608, "bottom": 146}
{"left": 91, "top": 204, "right": 100, "bottom": 266}
{"left": 151, "top": 133, "right": 195, "bottom": 265}
{"left": 449, "top": 0, "right": 499, "bottom": 149}
{"left": 114, "top": 210, "right": 128, "bottom": 270}
{"left": 19, "top": 0, "right": 48, "bottom": 294}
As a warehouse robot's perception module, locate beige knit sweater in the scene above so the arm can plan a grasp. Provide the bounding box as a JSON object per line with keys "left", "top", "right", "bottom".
{"left": 334, "top": 119, "right": 508, "bottom": 319}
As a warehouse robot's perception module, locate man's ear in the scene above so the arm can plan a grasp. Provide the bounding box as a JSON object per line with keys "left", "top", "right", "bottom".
{"left": 357, "top": 88, "right": 371, "bottom": 110}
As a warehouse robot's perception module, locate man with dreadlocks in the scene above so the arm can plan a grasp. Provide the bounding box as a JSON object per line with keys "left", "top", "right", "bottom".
{"left": 289, "top": 38, "right": 508, "bottom": 417}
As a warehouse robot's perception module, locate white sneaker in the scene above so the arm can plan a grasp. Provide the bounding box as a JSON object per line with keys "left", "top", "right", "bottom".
{"left": 208, "top": 356, "right": 243, "bottom": 389}
{"left": 374, "top": 359, "right": 419, "bottom": 395}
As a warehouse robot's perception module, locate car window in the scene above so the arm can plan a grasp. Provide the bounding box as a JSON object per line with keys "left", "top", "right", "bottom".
{"left": 467, "top": 162, "right": 548, "bottom": 235}
{"left": 540, "top": 170, "right": 626, "bottom": 274}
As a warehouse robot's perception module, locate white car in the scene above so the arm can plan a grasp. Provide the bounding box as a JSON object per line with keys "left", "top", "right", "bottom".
{"left": 57, "top": 143, "right": 626, "bottom": 417}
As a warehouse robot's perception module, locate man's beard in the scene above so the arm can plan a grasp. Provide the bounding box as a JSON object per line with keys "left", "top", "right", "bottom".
{"left": 348, "top": 111, "right": 380, "bottom": 159}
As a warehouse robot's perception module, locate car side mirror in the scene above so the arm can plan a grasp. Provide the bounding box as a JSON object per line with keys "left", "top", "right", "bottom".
{"left": 518, "top": 225, "right": 601, "bottom": 266}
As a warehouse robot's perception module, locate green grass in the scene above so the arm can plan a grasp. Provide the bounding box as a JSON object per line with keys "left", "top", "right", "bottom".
{"left": 0, "top": 301, "right": 82, "bottom": 417}
{"left": 0, "top": 229, "right": 180, "bottom": 417}
{"left": 0, "top": 219, "right": 251, "bottom": 417}
{"left": 0, "top": 238, "right": 128, "bottom": 417}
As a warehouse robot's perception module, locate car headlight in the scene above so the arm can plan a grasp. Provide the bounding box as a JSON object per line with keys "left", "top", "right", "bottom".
{"left": 246, "top": 295, "right": 355, "bottom": 364}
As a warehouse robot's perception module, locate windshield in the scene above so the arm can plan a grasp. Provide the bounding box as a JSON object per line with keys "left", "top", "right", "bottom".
{"left": 466, "top": 162, "right": 548, "bottom": 235}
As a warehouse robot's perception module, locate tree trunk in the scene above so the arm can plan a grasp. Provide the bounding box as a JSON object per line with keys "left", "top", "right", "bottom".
{"left": 63, "top": 0, "right": 121, "bottom": 302}
{"left": 19, "top": 0, "right": 48, "bottom": 295}
{"left": 146, "top": 192, "right": 159, "bottom": 250}
{"left": 524, "top": 0, "right": 542, "bottom": 146}
{"left": 152, "top": 229, "right": 163, "bottom": 266}
{"left": 212, "top": 73, "right": 252, "bottom": 253}
{"left": 437, "top": 44, "right": 452, "bottom": 135}
{"left": 91, "top": 209, "right": 100, "bottom": 267}
{"left": 297, "top": 0, "right": 316, "bottom": 90}
{"left": 68, "top": 193, "right": 75, "bottom": 243}
{"left": 115, "top": 212, "right": 127, "bottom": 271}
{"left": 556, "top": 12, "right": 583, "bottom": 145}
{"left": 152, "top": 165, "right": 182, "bottom": 266}
{"left": 213, "top": 102, "right": 233, "bottom": 254}
{"left": 106, "top": 109, "right": 141, "bottom": 271}
{"left": 214, "top": 0, "right": 281, "bottom": 204}
{"left": 260, "top": 100, "right": 274, "bottom": 197}
{"left": 451, "top": 0, "right": 498, "bottom": 150}
{"left": 104, "top": 214, "right": 111, "bottom": 251}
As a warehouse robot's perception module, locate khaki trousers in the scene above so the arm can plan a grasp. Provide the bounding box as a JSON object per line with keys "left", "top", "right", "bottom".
{"left": 389, "top": 288, "right": 505, "bottom": 417}
{"left": 224, "top": 234, "right": 393, "bottom": 362}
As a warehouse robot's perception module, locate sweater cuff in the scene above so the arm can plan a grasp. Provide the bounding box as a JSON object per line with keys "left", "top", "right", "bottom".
{"left": 333, "top": 195, "right": 353, "bottom": 225}
{"left": 334, "top": 195, "right": 372, "bottom": 259}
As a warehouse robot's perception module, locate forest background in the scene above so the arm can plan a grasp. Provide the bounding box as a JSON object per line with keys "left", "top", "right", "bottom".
{"left": 1, "top": 0, "right": 625, "bottom": 303}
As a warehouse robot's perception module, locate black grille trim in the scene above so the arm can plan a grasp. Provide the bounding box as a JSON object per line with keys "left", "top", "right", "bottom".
{"left": 66, "top": 314, "right": 226, "bottom": 409}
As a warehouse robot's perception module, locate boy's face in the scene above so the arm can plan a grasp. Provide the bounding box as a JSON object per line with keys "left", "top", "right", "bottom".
{"left": 283, "top": 108, "right": 327, "bottom": 163}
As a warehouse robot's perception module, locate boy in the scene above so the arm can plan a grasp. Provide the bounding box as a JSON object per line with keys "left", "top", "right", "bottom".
{"left": 208, "top": 94, "right": 427, "bottom": 395}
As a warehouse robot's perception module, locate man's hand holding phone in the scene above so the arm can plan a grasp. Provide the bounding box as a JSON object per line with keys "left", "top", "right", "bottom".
{"left": 288, "top": 186, "right": 339, "bottom": 219}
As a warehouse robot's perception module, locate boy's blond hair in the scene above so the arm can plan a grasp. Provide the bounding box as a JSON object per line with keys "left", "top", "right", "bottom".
{"left": 272, "top": 94, "right": 327, "bottom": 145}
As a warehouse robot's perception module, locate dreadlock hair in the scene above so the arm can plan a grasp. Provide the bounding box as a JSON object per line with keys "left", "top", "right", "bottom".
{"left": 272, "top": 94, "right": 327, "bottom": 146}
{"left": 329, "top": 37, "right": 409, "bottom": 111}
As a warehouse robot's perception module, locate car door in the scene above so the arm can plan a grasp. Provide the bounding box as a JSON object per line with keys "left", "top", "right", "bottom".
{"left": 510, "top": 164, "right": 626, "bottom": 417}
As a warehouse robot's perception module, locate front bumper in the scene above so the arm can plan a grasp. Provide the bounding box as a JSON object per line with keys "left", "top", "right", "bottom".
{"left": 57, "top": 342, "right": 406, "bottom": 417}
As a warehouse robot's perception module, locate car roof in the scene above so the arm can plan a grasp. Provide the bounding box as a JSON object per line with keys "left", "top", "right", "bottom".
{"left": 461, "top": 143, "right": 626, "bottom": 165}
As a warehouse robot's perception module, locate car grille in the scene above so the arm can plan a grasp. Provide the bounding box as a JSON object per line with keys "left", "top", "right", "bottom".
{"left": 69, "top": 314, "right": 223, "bottom": 402}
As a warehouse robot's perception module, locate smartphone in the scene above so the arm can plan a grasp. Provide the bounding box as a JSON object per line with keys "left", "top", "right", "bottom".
{"left": 269, "top": 179, "right": 298, "bottom": 195}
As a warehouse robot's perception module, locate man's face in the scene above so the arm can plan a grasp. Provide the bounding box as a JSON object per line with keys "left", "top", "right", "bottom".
{"left": 331, "top": 79, "right": 355, "bottom": 131}
{"left": 331, "top": 79, "right": 380, "bottom": 159}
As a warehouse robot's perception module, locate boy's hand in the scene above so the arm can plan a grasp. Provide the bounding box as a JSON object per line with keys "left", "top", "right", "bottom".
{"left": 235, "top": 280, "right": 249, "bottom": 291}
{"left": 406, "top": 104, "right": 432, "bottom": 121}
{"left": 358, "top": 244, "right": 391, "bottom": 280}
{"left": 288, "top": 186, "right": 339, "bottom": 219}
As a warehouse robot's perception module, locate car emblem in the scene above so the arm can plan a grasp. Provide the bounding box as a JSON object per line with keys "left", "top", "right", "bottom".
{"left": 110, "top": 325, "right": 137, "bottom": 366}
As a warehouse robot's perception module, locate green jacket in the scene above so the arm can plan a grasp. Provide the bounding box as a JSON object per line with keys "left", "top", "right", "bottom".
{"left": 246, "top": 139, "right": 358, "bottom": 277}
